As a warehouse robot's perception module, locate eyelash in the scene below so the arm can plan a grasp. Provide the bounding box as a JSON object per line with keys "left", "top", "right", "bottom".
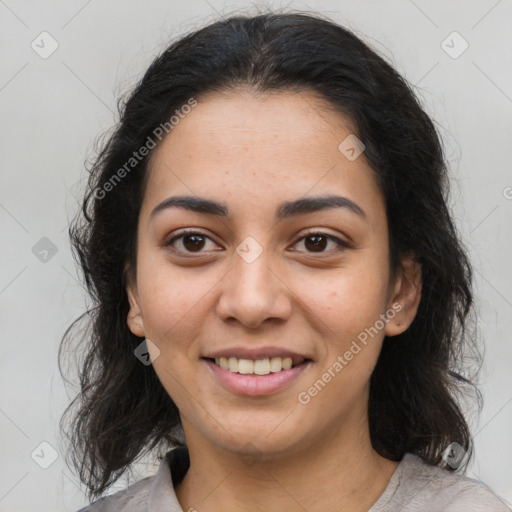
{"left": 164, "top": 228, "right": 350, "bottom": 256}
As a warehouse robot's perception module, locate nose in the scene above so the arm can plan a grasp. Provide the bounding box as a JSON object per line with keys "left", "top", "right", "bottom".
{"left": 216, "top": 247, "right": 292, "bottom": 330}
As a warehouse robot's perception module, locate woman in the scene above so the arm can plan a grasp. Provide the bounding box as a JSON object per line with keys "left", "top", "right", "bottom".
{"left": 60, "top": 10, "right": 510, "bottom": 512}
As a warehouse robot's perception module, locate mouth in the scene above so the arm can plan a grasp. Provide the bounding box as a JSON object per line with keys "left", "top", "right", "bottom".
{"left": 203, "top": 355, "right": 310, "bottom": 376}
{"left": 201, "top": 350, "right": 313, "bottom": 396}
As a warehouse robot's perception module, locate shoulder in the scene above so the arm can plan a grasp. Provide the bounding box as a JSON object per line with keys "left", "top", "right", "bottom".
{"left": 75, "top": 446, "right": 188, "bottom": 512}
{"left": 378, "top": 453, "right": 511, "bottom": 512}
{"left": 75, "top": 475, "right": 154, "bottom": 512}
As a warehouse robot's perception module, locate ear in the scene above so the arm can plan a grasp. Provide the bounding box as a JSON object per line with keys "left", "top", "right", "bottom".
{"left": 385, "top": 254, "right": 422, "bottom": 337}
{"left": 125, "top": 263, "right": 145, "bottom": 338}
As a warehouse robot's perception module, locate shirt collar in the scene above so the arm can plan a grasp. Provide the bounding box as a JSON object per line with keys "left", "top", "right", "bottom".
{"left": 147, "top": 446, "right": 189, "bottom": 511}
{"left": 145, "top": 446, "right": 412, "bottom": 511}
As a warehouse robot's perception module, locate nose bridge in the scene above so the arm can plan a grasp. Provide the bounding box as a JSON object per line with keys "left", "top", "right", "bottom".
{"left": 216, "top": 235, "right": 291, "bottom": 327}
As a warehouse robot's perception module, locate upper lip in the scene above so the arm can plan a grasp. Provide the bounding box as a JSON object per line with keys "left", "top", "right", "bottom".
{"left": 203, "top": 347, "right": 310, "bottom": 362}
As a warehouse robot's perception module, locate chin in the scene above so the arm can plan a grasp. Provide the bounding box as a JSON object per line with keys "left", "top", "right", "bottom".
{"left": 195, "top": 410, "right": 309, "bottom": 457}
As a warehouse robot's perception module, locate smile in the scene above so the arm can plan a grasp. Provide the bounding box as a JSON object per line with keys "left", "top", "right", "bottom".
{"left": 209, "top": 356, "right": 306, "bottom": 375}
{"left": 202, "top": 355, "right": 312, "bottom": 396}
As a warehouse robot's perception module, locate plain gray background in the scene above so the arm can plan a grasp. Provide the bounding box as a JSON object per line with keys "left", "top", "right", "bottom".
{"left": 1, "top": 0, "right": 511, "bottom": 510}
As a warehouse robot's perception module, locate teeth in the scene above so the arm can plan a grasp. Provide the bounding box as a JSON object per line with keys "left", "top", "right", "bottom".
{"left": 282, "top": 357, "right": 292, "bottom": 370}
{"left": 213, "top": 356, "right": 298, "bottom": 375}
{"left": 238, "top": 359, "right": 254, "bottom": 374}
{"left": 228, "top": 357, "right": 238, "bottom": 372}
{"left": 254, "top": 359, "right": 270, "bottom": 375}
{"left": 269, "top": 357, "right": 282, "bottom": 372}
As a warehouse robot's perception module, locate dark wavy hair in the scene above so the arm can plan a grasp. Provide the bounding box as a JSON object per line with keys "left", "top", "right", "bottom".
{"left": 59, "top": 9, "right": 482, "bottom": 501}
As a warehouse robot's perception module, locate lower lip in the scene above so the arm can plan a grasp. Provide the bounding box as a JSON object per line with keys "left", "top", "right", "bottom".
{"left": 203, "top": 359, "right": 312, "bottom": 396}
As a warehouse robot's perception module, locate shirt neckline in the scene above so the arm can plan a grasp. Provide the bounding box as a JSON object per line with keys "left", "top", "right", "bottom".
{"left": 151, "top": 447, "right": 414, "bottom": 511}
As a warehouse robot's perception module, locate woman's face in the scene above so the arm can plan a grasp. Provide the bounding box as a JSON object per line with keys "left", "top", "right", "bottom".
{"left": 126, "top": 90, "right": 419, "bottom": 458}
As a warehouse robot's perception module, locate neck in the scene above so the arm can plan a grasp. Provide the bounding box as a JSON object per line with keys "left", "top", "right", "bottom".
{"left": 175, "top": 412, "right": 399, "bottom": 512}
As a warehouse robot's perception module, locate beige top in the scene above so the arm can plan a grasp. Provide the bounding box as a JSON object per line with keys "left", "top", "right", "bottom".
{"left": 77, "top": 447, "right": 511, "bottom": 511}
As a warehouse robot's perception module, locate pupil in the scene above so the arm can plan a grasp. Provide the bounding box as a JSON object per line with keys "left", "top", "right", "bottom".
{"left": 305, "top": 235, "right": 327, "bottom": 252}
{"left": 184, "top": 235, "right": 205, "bottom": 251}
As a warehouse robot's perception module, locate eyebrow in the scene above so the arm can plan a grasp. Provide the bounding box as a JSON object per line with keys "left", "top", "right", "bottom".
{"left": 149, "top": 194, "right": 366, "bottom": 221}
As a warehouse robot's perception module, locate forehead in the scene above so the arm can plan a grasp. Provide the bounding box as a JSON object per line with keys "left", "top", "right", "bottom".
{"left": 141, "top": 90, "right": 384, "bottom": 225}
{"left": 153, "top": 89, "right": 355, "bottom": 168}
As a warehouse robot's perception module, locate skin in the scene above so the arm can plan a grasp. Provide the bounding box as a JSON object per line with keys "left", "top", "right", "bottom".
{"left": 126, "top": 89, "right": 422, "bottom": 512}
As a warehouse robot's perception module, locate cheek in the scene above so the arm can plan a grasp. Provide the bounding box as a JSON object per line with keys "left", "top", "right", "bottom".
{"left": 136, "top": 258, "right": 209, "bottom": 352}
{"left": 292, "top": 262, "right": 389, "bottom": 335}
{"left": 137, "top": 262, "right": 202, "bottom": 408}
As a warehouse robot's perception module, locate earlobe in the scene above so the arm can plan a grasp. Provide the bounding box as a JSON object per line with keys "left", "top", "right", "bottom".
{"left": 385, "top": 255, "right": 422, "bottom": 337}
{"left": 125, "top": 264, "right": 145, "bottom": 338}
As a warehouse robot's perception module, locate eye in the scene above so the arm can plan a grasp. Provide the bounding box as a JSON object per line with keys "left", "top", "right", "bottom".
{"left": 292, "top": 231, "right": 350, "bottom": 254}
{"left": 164, "top": 229, "right": 350, "bottom": 256}
{"left": 164, "top": 229, "right": 219, "bottom": 254}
